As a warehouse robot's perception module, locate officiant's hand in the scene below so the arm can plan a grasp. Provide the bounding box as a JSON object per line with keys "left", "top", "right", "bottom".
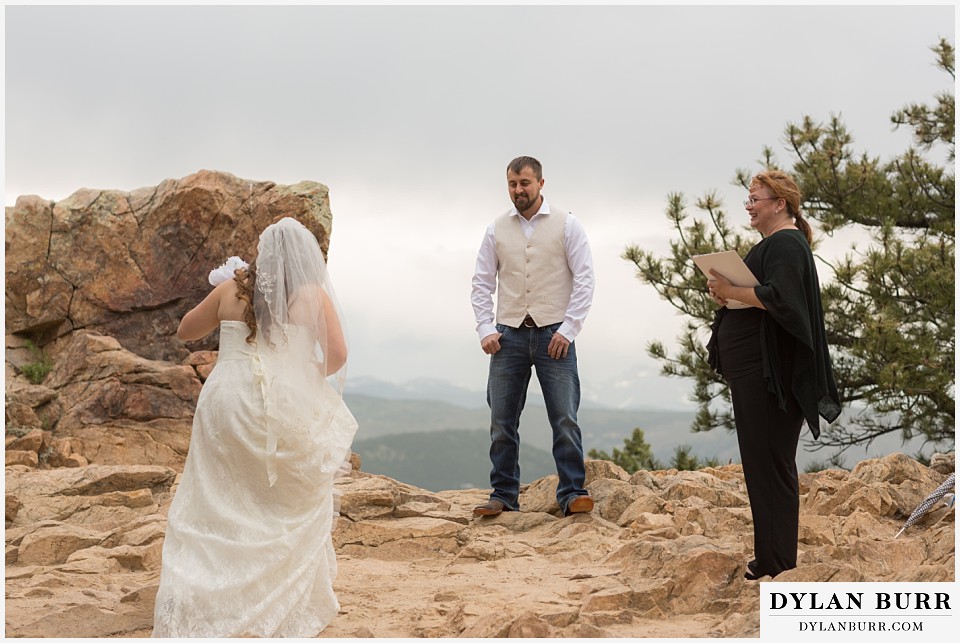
{"left": 708, "top": 269, "right": 731, "bottom": 306}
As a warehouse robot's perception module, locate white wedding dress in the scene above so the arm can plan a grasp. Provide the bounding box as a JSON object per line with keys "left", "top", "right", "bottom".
{"left": 152, "top": 320, "right": 358, "bottom": 638}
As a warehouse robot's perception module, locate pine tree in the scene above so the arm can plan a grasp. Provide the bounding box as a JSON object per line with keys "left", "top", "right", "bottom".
{"left": 623, "top": 40, "right": 955, "bottom": 455}
{"left": 669, "top": 445, "right": 721, "bottom": 471}
{"left": 588, "top": 427, "right": 661, "bottom": 473}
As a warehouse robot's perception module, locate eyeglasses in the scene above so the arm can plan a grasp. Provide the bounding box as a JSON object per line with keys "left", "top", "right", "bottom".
{"left": 743, "top": 197, "right": 779, "bottom": 207}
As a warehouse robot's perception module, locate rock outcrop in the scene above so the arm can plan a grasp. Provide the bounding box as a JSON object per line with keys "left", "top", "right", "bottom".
{"left": 6, "top": 171, "right": 332, "bottom": 468}
{"left": 5, "top": 170, "right": 333, "bottom": 361}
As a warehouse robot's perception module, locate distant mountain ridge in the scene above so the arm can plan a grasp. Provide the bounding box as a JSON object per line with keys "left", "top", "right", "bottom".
{"left": 344, "top": 379, "right": 937, "bottom": 491}
{"left": 342, "top": 392, "right": 723, "bottom": 462}
{"left": 345, "top": 376, "right": 487, "bottom": 409}
{"left": 352, "top": 429, "right": 558, "bottom": 491}
{"left": 344, "top": 374, "right": 697, "bottom": 412}
{"left": 343, "top": 389, "right": 740, "bottom": 490}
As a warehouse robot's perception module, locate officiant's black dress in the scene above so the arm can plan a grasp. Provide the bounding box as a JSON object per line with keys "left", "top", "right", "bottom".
{"left": 707, "top": 228, "right": 841, "bottom": 578}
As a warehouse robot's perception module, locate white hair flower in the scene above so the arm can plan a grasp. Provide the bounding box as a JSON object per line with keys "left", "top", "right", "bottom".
{"left": 208, "top": 256, "right": 249, "bottom": 287}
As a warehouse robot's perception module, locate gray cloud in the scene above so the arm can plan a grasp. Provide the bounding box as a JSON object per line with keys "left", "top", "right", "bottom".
{"left": 6, "top": 4, "right": 953, "bottom": 404}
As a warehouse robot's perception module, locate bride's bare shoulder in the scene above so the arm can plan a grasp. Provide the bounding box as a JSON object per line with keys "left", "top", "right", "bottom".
{"left": 217, "top": 279, "right": 249, "bottom": 321}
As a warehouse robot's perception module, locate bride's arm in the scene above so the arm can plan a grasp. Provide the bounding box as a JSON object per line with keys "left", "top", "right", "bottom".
{"left": 320, "top": 288, "right": 347, "bottom": 375}
{"left": 178, "top": 281, "right": 232, "bottom": 341}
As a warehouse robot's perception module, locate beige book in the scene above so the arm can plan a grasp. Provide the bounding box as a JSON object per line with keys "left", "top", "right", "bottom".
{"left": 692, "top": 250, "right": 759, "bottom": 310}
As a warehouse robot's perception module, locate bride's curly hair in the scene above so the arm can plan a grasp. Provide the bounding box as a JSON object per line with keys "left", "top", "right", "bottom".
{"left": 233, "top": 261, "right": 258, "bottom": 344}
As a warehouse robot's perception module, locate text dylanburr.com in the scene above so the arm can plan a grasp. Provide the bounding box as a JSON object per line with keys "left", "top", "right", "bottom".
{"left": 761, "top": 582, "right": 956, "bottom": 639}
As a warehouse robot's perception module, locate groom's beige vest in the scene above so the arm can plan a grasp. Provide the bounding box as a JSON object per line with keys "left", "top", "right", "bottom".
{"left": 494, "top": 206, "right": 572, "bottom": 328}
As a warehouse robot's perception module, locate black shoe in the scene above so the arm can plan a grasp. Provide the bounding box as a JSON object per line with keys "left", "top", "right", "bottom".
{"left": 744, "top": 560, "right": 793, "bottom": 580}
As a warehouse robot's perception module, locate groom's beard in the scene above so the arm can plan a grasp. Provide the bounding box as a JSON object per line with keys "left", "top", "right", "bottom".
{"left": 513, "top": 192, "right": 537, "bottom": 212}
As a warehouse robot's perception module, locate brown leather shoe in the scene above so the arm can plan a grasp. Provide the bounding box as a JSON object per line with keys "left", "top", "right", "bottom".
{"left": 473, "top": 499, "right": 507, "bottom": 516}
{"left": 564, "top": 495, "right": 594, "bottom": 516}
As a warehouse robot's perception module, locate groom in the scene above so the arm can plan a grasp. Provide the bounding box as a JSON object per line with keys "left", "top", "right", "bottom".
{"left": 470, "top": 156, "right": 596, "bottom": 517}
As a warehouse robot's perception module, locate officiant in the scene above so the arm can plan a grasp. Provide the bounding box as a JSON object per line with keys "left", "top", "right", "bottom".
{"left": 704, "top": 170, "right": 841, "bottom": 580}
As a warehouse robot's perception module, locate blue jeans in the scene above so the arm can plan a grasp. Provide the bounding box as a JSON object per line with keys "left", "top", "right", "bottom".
{"left": 486, "top": 322, "right": 588, "bottom": 513}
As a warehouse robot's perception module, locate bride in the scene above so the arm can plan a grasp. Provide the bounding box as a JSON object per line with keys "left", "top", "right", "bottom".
{"left": 152, "top": 217, "right": 358, "bottom": 637}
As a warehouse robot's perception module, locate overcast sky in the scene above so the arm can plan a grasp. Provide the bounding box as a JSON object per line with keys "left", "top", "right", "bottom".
{"left": 5, "top": 3, "right": 955, "bottom": 408}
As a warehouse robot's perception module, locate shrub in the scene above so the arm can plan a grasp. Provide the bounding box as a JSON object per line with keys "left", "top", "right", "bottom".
{"left": 19, "top": 340, "right": 53, "bottom": 385}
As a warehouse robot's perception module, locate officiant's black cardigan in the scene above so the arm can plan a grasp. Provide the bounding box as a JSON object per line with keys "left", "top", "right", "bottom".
{"left": 707, "top": 229, "right": 842, "bottom": 438}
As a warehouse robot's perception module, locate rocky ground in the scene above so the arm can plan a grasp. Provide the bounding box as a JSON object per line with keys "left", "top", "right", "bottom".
{"left": 5, "top": 450, "right": 954, "bottom": 638}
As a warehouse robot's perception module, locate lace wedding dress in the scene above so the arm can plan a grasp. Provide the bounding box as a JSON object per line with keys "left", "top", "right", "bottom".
{"left": 152, "top": 321, "right": 358, "bottom": 637}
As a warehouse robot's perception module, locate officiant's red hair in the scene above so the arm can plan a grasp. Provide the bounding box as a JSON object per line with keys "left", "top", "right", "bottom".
{"left": 750, "top": 170, "right": 812, "bottom": 244}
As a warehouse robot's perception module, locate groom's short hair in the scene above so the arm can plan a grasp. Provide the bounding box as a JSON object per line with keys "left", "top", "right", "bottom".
{"left": 507, "top": 156, "right": 542, "bottom": 181}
